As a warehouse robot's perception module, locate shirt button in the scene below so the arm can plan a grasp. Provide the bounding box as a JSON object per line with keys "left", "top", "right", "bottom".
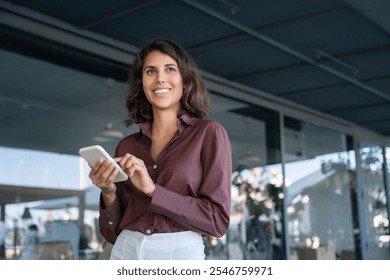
{"left": 108, "top": 221, "right": 113, "bottom": 225}
{"left": 146, "top": 229, "right": 152, "bottom": 234}
{"left": 153, "top": 165, "right": 157, "bottom": 169}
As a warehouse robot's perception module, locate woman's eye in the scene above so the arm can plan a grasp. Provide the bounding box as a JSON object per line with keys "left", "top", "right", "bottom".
{"left": 166, "top": 67, "right": 176, "bottom": 72}
{"left": 146, "top": 69, "right": 155, "bottom": 75}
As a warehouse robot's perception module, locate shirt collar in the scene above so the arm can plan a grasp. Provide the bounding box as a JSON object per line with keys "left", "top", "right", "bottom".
{"left": 179, "top": 112, "right": 197, "bottom": 126}
{"left": 138, "top": 113, "right": 196, "bottom": 138}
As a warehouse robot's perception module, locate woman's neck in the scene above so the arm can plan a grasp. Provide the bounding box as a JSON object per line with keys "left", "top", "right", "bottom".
{"left": 151, "top": 110, "right": 179, "bottom": 137}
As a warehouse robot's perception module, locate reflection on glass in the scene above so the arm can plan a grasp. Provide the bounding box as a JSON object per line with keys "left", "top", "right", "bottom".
{"left": 230, "top": 164, "right": 284, "bottom": 260}
{"left": 359, "top": 143, "right": 389, "bottom": 259}
{"left": 284, "top": 118, "right": 355, "bottom": 260}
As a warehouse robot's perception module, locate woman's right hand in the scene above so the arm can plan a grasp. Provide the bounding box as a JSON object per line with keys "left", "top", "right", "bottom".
{"left": 89, "top": 159, "right": 119, "bottom": 207}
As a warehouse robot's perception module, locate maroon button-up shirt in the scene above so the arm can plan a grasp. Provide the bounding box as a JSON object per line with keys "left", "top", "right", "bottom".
{"left": 99, "top": 114, "right": 232, "bottom": 244}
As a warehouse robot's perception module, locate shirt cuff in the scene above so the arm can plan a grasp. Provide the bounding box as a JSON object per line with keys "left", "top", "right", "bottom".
{"left": 99, "top": 194, "right": 122, "bottom": 228}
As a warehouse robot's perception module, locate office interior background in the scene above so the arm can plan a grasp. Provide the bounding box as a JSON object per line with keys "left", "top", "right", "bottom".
{"left": 0, "top": 0, "right": 389, "bottom": 260}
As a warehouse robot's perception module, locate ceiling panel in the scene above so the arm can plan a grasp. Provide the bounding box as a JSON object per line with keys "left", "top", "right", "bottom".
{"left": 90, "top": 1, "right": 239, "bottom": 48}
{"left": 287, "top": 84, "right": 385, "bottom": 110}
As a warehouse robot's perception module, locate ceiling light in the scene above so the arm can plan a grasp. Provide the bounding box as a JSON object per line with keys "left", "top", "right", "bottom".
{"left": 238, "top": 116, "right": 261, "bottom": 166}
{"left": 94, "top": 78, "right": 123, "bottom": 142}
{"left": 94, "top": 122, "right": 123, "bottom": 142}
{"left": 21, "top": 207, "right": 32, "bottom": 219}
{"left": 239, "top": 149, "right": 261, "bottom": 163}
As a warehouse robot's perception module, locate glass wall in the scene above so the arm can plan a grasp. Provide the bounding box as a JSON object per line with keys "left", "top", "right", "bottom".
{"left": 209, "top": 96, "right": 390, "bottom": 260}
{"left": 357, "top": 142, "right": 390, "bottom": 259}
{"left": 283, "top": 117, "right": 356, "bottom": 260}
{"left": 209, "top": 97, "right": 284, "bottom": 260}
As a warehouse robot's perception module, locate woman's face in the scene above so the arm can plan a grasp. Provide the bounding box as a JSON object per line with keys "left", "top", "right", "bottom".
{"left": 142, "top": 50, "right": 184, "bottom": 114}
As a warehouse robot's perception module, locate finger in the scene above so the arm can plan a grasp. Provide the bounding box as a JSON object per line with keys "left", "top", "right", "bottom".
{"left": 118, "top": 153, "right": 132, "bottom": 168}
{"left": 94, "top": 159, "right": 113, "bottom": 176}
{"left": 127, "top": 161, "right": 145, "bottom": 178}
{"left": 90, "top": 161, "right": 115, "bottom": 186}
{"left": 113, "top": 157, "right": 123, "bottom": 162}
{"left": 90, "top": 159, "right": 104, "bottom": 175}
{"left": 107, "top": 166, "right": 119, "bottom": 182}
{"left": 99, "top": 162, "right": 117, "bottom": 182}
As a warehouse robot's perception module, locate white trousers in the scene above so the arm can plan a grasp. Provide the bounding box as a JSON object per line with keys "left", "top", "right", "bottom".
{"left": 110, "top": 230, "right": 205, "bottom": 260}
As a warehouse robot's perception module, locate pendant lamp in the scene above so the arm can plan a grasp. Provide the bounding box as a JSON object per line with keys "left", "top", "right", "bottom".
{"left": 238, "top": 116, "right": 261, "bottom": 166}
{"left": 94, "top": 78, "right": 123, "bottom": 142}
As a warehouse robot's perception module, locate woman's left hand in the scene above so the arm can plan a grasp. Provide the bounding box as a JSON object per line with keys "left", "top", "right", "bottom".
{"left": 116, "top": 154, "right": 156, "bottom": 197}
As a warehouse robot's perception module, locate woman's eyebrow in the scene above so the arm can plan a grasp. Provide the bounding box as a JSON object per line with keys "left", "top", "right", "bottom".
{"left": 144, "top": 63, "right": 177, "bottom": 70}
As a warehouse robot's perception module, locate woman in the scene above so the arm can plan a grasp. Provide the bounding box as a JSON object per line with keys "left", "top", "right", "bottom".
{"left": 89, "top": 38, "right": 232, "bottom": 260}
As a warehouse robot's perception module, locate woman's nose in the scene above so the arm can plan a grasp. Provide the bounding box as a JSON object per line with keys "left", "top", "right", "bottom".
{"left": 156, "top": 72, "right": 166, "bottom": 84}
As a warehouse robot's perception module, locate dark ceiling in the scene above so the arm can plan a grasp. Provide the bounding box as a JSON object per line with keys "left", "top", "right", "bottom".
{"left": 1, "top": 0, "right": 390, "bottom": 157}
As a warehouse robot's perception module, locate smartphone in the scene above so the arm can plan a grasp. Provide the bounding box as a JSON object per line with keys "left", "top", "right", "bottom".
{"left": 79, "top": 145, "right": 128, "bottom": 182}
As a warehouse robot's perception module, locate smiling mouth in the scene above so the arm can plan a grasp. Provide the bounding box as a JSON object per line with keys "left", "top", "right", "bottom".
{"left": 153, "top": 88, "right": 171, "bottom": 94}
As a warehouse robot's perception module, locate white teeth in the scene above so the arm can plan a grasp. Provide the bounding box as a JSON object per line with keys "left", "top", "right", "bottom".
{"left": 153, "top": 88, "right": 170, "bottom": 94}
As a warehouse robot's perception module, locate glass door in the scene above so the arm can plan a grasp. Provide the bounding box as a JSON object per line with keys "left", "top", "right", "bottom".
{"left": 283, "top": 117, "right": 356, "bottom": 260}
{"left": 357, "top": 142, "right": 390, "bottom": 259}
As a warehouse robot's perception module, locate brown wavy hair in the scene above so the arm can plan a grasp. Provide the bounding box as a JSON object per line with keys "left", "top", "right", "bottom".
{"left": 123, "top": 38, "right": 210, "bottom": 126}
